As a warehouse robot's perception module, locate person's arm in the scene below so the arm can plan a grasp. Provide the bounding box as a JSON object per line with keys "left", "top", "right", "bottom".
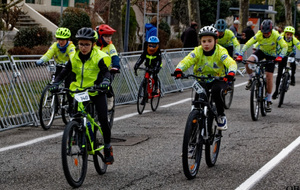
{"left": 277, "top": 36, "right": 288, "bottom": 58}
{"left": 53, "top": 60, "right": 72, "bottom": 83}
{"left": 96, "top": 58, "right": 111, "bottom": 85}
{"left": 293, "top": 36, "right": 300, "bottom": 52}
{"left": 240, "top": 34, "right": 258, "bottom": 56}
{"left": 231, "top": 35, "right": 241, "bottom": 55}
{"left": 40, "top": 43, "right": 56, "bottom": 62}
{"left": 176, "top": 48, "right": 199, "bottom": 72}
{"left": 134, "top": 52, "right": 146, "bottom": 69}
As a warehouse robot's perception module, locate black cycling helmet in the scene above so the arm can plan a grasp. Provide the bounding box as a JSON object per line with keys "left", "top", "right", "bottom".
{"left": 261, "top": 19, "right": 273, "bottom": 33}
{"left": 198, "top": 26, "right": 218, "bottom": 39}
{"left": 75, "top": 27, "right": 95, "bottom": 42}
{"left": 215, "top": 19, "right": 227, "bottom": 32}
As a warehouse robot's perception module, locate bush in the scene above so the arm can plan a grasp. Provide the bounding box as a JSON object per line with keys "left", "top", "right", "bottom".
{"left": 7, "top": 46, "right": 31, "bottom": 55}
{"left": 166, "top": 38, "right": 183, "bottom": 49}
{"left": 59, "top": 7, "right": 92, "bottom": 45}
{"left": 14, "top": 27, "right": 53, "bottom": 48}
{"left": 39, "top": 11, "right": 60, "bottom": 26}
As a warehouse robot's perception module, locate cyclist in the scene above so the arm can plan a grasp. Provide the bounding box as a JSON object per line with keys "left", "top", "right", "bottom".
{"left": 272, "top": 26, "right": 300, "bottom": 99}
{"left": 173, "top": 26, "right": 237, "bottom": 131}
{"left": 134, "top": 36, "right": 162, "bottom": 105}
{"left": 95, "top": 24, "right": 120, "bottom": 110}
{"left": 215, "top": 19, "right": 241, "bottom": 58}
{"left": 236, "top": 19, "right": 288, "bottom": 112}
{"left": 49, "top": 27, "right": 114, "bottom": 165}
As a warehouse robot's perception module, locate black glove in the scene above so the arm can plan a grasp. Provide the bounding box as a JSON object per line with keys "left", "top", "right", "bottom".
{"left": 49, "top": 83, "right": 59, "bottom": 93}
{"left": 98, "top": 78, "right": 110, "bottom": 90}
{"left": 173, "top": 68, "right": 183, "bottom": 79}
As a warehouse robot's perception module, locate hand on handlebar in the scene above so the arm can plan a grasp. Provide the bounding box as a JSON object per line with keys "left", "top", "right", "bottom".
{"left": 223, "top": 72, "right": 235, "bottom": 82}
{"left": 235, "top": 55, "right": 243, "bottom": 62}
{"left": 173, "top": 68, "right": 183, "bottom": 79}
{"left": 275, "top": 56, "right": 282, "bottom": 62}
{"left": 49, "top": 83, "right": 60, "bottom": 93}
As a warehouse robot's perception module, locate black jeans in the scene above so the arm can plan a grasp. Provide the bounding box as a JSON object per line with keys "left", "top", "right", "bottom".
{"left": 275, "top": 56, "right": 296, "bottom": 92}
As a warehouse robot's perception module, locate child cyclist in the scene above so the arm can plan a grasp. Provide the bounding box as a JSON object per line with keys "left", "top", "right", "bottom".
{"left": 95, "top": 24, "right": 120, "bottom": 110}
{"left": 49, "top": 27, "right": 114, "bottom": 164}
{"left": 134, "top": 36, "right": 162, "bottom": 104}
{"left": 272, "top": 26, "right": 300, "bottom": 99}
{"left": 174, "top": 26, "right": 237, "bottom": 131}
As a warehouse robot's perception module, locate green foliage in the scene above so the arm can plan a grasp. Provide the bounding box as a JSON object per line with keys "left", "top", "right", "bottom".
{"left": 39, "top": 11, "right": 60, "bottom": 26}
{"left": 59, "top": 7, "right": 92, "bottom": 45}
{"left": 275, "top": 0, "right": 285, "bottom": 24}
{"left": 121, "top": 6, "right": 138, "bottom": 51}
{"left": 159, "top": 21, "right": 170, "bottom": 35}
{"left": 14, "top": 27, "right": 53, "bottom": 48}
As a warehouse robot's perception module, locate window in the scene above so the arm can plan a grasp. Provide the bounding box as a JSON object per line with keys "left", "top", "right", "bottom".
{"left": 75, "top": 0, "right": 89, "bottom": 4}
{"left": 51, "top": 0, "right": 69, "bottom": 7}
{"left": 25, "top": 0, "right": 35, "bottom": 3}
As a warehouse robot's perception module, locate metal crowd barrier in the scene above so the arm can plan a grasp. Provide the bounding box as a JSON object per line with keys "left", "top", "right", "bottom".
{"left": 0, "top": 48, "right": 247, "bottom": 131}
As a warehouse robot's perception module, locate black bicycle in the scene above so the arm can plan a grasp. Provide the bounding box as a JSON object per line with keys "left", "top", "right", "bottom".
{"left": 223, "top": 79, "right": 235, "bottom": 109}
{"left": 278, "top": 56, "right": 293, "bottom": 107}
{"left": 173, "top": 73, "right": 226, "bottom": 179}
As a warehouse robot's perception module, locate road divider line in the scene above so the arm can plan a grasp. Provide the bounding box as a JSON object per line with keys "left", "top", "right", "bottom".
{"left": 235, "top": 136, "right": 300, "bottom": 190}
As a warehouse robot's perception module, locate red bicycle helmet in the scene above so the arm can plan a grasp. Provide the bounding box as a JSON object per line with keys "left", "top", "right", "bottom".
{"left": 97, "top": 24, "right": 116, "bottom": 36}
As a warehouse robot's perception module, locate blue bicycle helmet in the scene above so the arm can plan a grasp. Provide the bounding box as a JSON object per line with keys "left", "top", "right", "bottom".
{"left": 148, "top": 36, "right": 160, "bottom": 44}
{"left": 215, "top": 19, "right": 227, "bottom": 32}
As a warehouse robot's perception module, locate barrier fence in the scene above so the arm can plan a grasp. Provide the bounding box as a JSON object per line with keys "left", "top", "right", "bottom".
{"left": 0, "top": 47, "right": 250, "bottom": 131}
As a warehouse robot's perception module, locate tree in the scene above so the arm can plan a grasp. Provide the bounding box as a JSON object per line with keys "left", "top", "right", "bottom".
{"left": 109, "top": 0, "right": 123, "bottom": 52}
{"left": 239, "top": 0, "right": 249, "bottom": 33}
{"left": 188, "top": 0, "right": 200, "bottom": 30}
{"left": 285, "top": 0, "right": 293, "bottom": 26}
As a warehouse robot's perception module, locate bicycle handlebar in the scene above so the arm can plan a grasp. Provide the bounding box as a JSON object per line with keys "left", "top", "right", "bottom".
{"left": 55, "top": 86, "right": 108, "bottom": 94}
{"left": 135, "top": 67, "right": 155, "bottom": 76}
{"left": 171, "top": 73, "right": 226, "bottom": 81}
{"left": 239, "top": 59, "right": 275, "bottom": 65}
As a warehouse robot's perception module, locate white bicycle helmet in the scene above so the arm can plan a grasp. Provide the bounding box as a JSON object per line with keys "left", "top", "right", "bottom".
{"left": 198, "top": 26, "right": 218, "bottom": 39}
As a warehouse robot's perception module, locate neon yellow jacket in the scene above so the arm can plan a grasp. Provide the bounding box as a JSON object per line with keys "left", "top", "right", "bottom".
{"left": 279, "top": 33, "right": 300, "bottom": 56}
{"left": 40, "top": 42, "right": 75, "bottom": 64}
{"left": 176, "top": 44, "right": 237, "bottom": 82}
{"left": 94, "top": 43, "right": 120, "bottom": 69}
{"left": 217, "top": 29, "right": 240, "bottom": 54}
{"left": 240, "top": 30, "right": 288, "bottom": 57}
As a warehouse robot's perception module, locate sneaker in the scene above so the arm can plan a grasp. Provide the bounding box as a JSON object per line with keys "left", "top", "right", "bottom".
{"left": 217, "top": 115, "right": 227, "bottom": 131}
{"left": 266, "top": 101, "right": 272, "bottom": 112}
{"left": 272, "top": 91, "right": 278, "bottom": 100}
{"left": 107, "top": 97, "right": 114, "bottom": 110}
{"left": 245, "top": 80, "right": 252, "bottom": 90}
{"left": 104, "top": 146, "right": 114, "bottom": 165}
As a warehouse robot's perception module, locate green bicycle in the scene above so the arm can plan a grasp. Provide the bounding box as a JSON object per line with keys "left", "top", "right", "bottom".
{"left": 60, "top": 87, "right": 112, "bottom": 188}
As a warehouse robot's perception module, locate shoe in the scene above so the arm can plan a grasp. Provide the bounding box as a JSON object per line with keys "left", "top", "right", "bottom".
{"left": 245, "top": 80, "right": 252, "bottom": 90}
{"left": 152, "top": 88, "right": 159, "bottom": 96}
{"left": 107, "top": 97, "right": 114, "bottom": 110}
{"left": 266, "top": 101, "right": 272, "bottom": 112}
{"left": 140, "top": 98, "right": 146, "bottom": 105}
{"left": 290, "top": 76, "right": 295, "bottom": 86}
{"left": 217, "top": 115, "right": 227, "bottom": 131}
{"left": 104, "top": 146, "right": 114, "bottom": 165}
{"left": 272, "top": 91, "right": 278, "bottom": 100}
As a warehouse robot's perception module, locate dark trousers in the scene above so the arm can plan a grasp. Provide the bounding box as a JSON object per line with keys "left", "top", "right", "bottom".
{"left": 275, "top": 57, "right": 296, "bottom": 92}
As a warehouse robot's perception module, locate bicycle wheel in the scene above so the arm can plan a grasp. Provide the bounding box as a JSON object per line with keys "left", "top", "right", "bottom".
{"left": 39, "top": 85, "right": 57, "bottom": 130}
{"left": 150, "top": 79, "right": 161, "bottom": 111}
{"left": 61, "top": 121, "right": 88, "bottom": 188}
{"left": 182, "top": 110, "right": 203, "bottom": 180}
{"left": 260, "top": 78, "right": 267, "bottom": 116}
{"left": 205, "top": 111, "right": 222, "bottom": 167}
{"left": 250, "top": 80, "right": 259, "bottom": 121}
{"left": 223, "top": 81, "right": 234, "bottom": 109}
{"left": 93, "top": 125, "right": 108, "bottom": 175}
{"left": 61, "top": 93, "right": 70, "bottom": 124}
{"left": 278, "top": 73, "right": 288, "bottom": 108}
{"left": 137, "top": 79, "right": 147, "bottom": 114}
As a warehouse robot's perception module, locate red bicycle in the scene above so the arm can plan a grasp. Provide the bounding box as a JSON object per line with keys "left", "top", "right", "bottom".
{"left": 135, "top": 67, "right": 161, "bottom": 114}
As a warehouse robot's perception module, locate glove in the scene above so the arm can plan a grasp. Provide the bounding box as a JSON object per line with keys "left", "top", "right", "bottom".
{"left": 36, "top": 59, "right": 44, "bottom": 66}
{"left": 49, "top": 83, "right": 59, "bottom": 93}
{"left": 289, "top": 53, "right": 295, "bottom": 57}
{"left": 235, "top": 55, "right": 243, "bottom": 61}
{"left": 98, "top": 78, "right": 110, "bottom": 90}
{"left": 224, "top": 72, "right": 235, "bottom": 82}
{"left": 275, "top": 56, "right": 282, "bottom": 62}
{"left": 174, "top": 68, "right": 183, "bottom": 79}
{"left": 110, "top": 67, "right": 120, "bottom": 74}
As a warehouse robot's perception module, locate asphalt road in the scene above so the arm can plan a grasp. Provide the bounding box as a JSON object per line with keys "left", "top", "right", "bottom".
{"left": 0, "top": 70, "right": 300, "bottom": 190}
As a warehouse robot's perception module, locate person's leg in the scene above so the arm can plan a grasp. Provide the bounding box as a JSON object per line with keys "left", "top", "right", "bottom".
{"left": 290, "top": 61, "right": 296, "bottom": 85}
{"left": 245, "top": 55, "right": 257, "bottom": 90}
{"left": 273, "top": 57, "right": 287, "bottom": 99}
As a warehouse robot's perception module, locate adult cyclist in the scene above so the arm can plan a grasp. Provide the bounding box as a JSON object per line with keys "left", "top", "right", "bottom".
{"left": 272, "top": 26, "right": 300, "bottom": 99}
{"left": 95, "top": 24, "right": 120, "bottom": 110}
{"left": 50, "top": 27, "right": 114, "bottom": 165}
{"left": 174, "top": 26, "right": 237, "bottom": 131}
{"left": 215, "top": 19, "right": 241, "bottom": 58}
{"left": 236, "top": 19, "right": 288, "bottom": 112}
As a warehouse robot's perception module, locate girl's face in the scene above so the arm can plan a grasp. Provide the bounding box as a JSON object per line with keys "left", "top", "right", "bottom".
{"left": 200, "top": 36, "right": 215, "bottom": 52}
{"left": 57, "top": 39, "right": 68, "bottom": 47}
{"left": 78, "top": 39, "right": 93, "bottom": 55}
{"left": 102, "top": 34, "right": 112, "bottom": 44}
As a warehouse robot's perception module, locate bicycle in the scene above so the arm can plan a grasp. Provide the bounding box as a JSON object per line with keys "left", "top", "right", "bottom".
{"left": 242, "top": 59, "right": 273, "bottom": 121}
{"left": 38, "top": 63, "right": 69, "bottom": 130}
{"left": 60, "top": 87, "right": 113, "bottom": 188}
{"left": 278, "top": 56, "right": 293, "bottom": 107}
{"left": 172, "top": 73, "right": 225, "bottom": 179}
{"left": 135, "top": 67, "right": 162, "bottom": 114}
{"left": 223, "top": 79, "right": 235, "bottom": 109}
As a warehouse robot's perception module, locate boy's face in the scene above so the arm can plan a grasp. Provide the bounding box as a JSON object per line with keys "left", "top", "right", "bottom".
{"left": 200, "top": 36, "right": 215, "bottom": 52}
{"left": 147, "top": 43, "right": 159, "bottom": 55}
{"left": 57, "top": 39, "right": 68, "bottom": 47}
{"left": 263, "top": 31, "right": 272, "bottom": 38}
{"left": 78, "top": 39, "right": 93, "bottom": 55}
{"left": 285, "top": 32, "right": 293, "bottom": 41}
{"left": 102, "top": 34, "right": 112, "bottom": 44}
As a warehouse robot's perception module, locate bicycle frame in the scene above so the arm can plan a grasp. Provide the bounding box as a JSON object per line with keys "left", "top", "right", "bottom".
{"left": 144, "top": 72, "right": 160, "bottom": 99}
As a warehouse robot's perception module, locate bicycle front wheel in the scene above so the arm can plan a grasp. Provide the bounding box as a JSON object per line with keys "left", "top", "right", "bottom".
{"left": 182, "top": 110, "right": 203, "bottom": 180}
{"left": 150, "top": 79, "right": 161, "bottom": 111}
{"left": 223, "top": 81, "right": 234, "bottom": 109}
{"left": 205, "top": 112, "right": 222, "bottom": 167}
{"left": 250, "top": 80, "right": 259, "bottom": 121}
{"left": 61, "top": 93, "right": 70, "bottom": 124}
{"left": 260, "top": 78, "right": 267, "bottom": 116}
{"left": 278, "top": 73, "right": 288, "bottom": 107}
{"left": 61, "top": 121, "right": 88, "bottom": 188}
{"left": 39, "top": 85, "right": 57, "bottom": 130}
{"left": 93, "top": 125, "right": 108, "bottom": 175}
{"left": 137, "top": 79, "right": 147, "bottom": 114}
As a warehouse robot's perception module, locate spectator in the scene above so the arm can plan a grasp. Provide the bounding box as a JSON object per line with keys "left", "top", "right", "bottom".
{"left": 240, "top": 21, "right": 255, "bottom": 44}
{"left": 145, "top": 16, "right": 158, "bottom": 41}
{"left": 229, "top": 20, "right": 243, "bottom": 41}
{"left": 181, "top": 21, "right": 199, "bottom": 48}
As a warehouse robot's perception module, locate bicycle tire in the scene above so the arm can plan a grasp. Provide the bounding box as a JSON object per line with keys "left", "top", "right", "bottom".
{"left": 93, "top": 124, "right": 108, "bottom": 175}
{"left": 39, "top": 85, "right": 57, "bottom": 130}
{"left": 61, "top": 93, "right": 70, "bottom": 124}
{"left": 205, "top": 111, "right": 222, "bottom": 167}
{"left": 278, "top": 73, "right": 288, "bottom": 108}
{"left": 150, "top": 79, "right": 161, "bottom": 111}
{"left": 137, "top": 79, "right": 147, "bottom": 114}
{"left": 61, "top": 121, "right": 88, "bottom": 188}
{"left": 182, "top": 110, "right": 203, "bottom": 180}
{"left": 250, "top": 80, "right": 259, "bottom": 121}
{"left": 223, "top": 81, "right": 234, "bottom": 109}
{"left": 260, "top": 78, "right": 267, "bottom": 116}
